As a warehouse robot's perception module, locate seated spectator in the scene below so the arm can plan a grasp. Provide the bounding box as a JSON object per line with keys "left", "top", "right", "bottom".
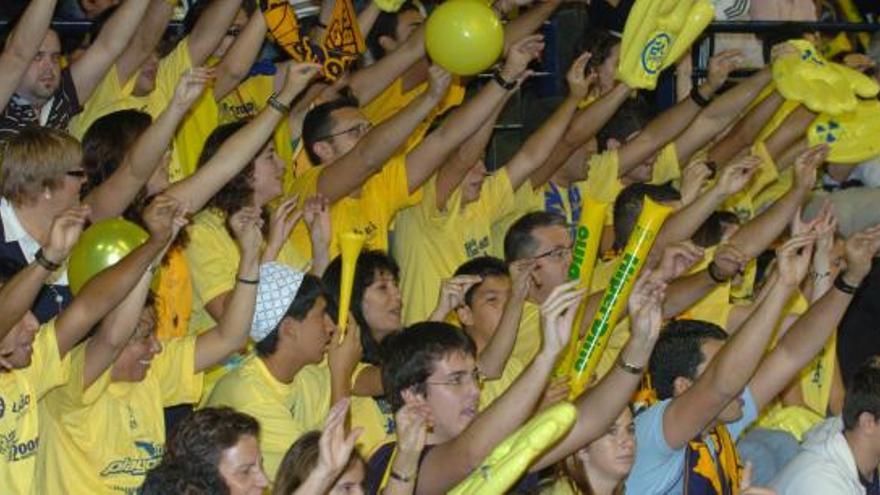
{"left": 144, "top": 407, "right": 268, "bottom": 495}
{"left": 771, "top": 357, "right": 880, "bottom": 495}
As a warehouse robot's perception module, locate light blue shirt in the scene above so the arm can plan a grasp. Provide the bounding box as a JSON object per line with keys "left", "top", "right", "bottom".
{"left": 625, "top": 387, "right": 758, "bottom": 495}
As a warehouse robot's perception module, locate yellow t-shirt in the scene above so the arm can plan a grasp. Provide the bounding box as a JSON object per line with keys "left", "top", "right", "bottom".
{"left": 512, "top": 302, "right": 542, "bottom": 365}
{"left": 67, "top": 40, "right": 192, "bottom": 181}
{"left": 677, "top": 246, "right": 733, "bottom": 329}
{"left": 205, "top": 355, "right": 330, "bottom": 479}
{"left": 395, "top": 171, "right": 516, "bottom": 325}
{"left": 173, "top": 86, "right": 220, "bottom": 181}
{"left": 37, "top": 337, "right": 203, "bottom": 494}
{"left": 286, "top": 155, "right": 422, "bottom": 260}
{"left": 362, "top": 76, "right": 466, "bottom": 152}
{"left": 478, "top": 356, "right": 526, "bottom": 411}
{"left": 0, "top": 321, "right": 69, "bottom": 495}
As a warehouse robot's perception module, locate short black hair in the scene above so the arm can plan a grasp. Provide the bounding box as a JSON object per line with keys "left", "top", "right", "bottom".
{"left": 692, "top": 211, "right": 740, "bottom": 248}
{"left": 454, "top": 256, "right": 509, "bottom": 307}
{"left": 255, "top": 274, "right": 326, "bottom": 357}
{"left": 82, "top": 109, "right": 152, "bottom": 197}
{"left": 365, "top": 1, "right": 420, "bottom": 59}
{"left": 381, "top": 321, "right": 476, "bottom": 412}
{"left": 843, "top": 357, "right": 880, "bottom": 430}
{"left": 323, "top": 250, "right": 400, "bottom": 365}
{"left": 612, "top": 182, "right": 681, "bottom": 251}
{"left": 504, "top": 211, "right": 568, "bottom": 263}
{"left": 301, "top": 97, "right": 360, "bottom": 165}
{"left": 649, "top": 319, "right": 728, "bottom": 400}
{"left": 597, "top": 99, "right": 652, "bottom": 151}
{"left": 576, "top": 28, "right": 620, "bottom": 73}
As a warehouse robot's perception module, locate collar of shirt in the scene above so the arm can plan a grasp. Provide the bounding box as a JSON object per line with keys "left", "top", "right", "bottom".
{"left": 0, "top": 197, "right": 41, "bottom": 262}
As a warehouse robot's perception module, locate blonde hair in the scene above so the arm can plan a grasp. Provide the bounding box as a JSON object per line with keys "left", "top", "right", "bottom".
{"left": 1, "top": 127, "right": 82, "bottom": 204}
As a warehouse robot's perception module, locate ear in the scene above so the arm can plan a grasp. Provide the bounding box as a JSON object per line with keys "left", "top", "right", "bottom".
{"left": 672, "top": 376, "right": 693, "bottom": 397}
{"left": 606, "top": 138, "right": 622, "bottom": 151}
{"left": 858, "top": 411, "right": 879, "bottom": 434}
{"left": 456, "top": 305, "right": 474, "bottom": 327}
{"left": 402, "top": 386, "right": 426, "bottom": 405}
{"left": 312, "top": 141, "right": 335, "bottom": 164}
{"left": 279, "top": 317, "right": 297, "bottom": 344}
{"left": 378, "top": 35, "right": 397, "bottom": 53}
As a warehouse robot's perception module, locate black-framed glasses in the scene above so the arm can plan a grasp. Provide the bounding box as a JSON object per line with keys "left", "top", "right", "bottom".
{"left": 65, "top": 169, "right": 87, "bottom": 179}
{"left": 425, "top": 369, "right": 484, "bottom": 389}
{"left": 531, "top": 242, "right": 574, "bottom": 262}
{"left": 315, "top": 122, "right": 372, "bottom": 142}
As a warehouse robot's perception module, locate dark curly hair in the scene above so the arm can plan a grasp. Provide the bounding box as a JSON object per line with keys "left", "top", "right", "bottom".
{"left": 165, "top": 407, "right": 260, "bottom": 472}
{"left": 649, "top": 319, "right": 728, "bottom": 400}
{"left": 199, "top": 122, "right": 265, "bottom": 217}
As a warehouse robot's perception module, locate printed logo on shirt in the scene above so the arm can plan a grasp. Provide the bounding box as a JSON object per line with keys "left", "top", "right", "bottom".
{"left": 100, "top": 441, "right": 164, "bottom": 477}
{"left": 464, "top": 236, "right": 490, "bottom": 258}
{"left": 0, "top": 430, "right": 39, "bottom": 462}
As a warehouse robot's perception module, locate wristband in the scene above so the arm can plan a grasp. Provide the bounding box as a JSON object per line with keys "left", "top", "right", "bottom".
{"left": 236, "top": 276, "right": 260, "bottom": 285}
{"left": 690, "top": 86, "right": 712, "bottom": 108}
{"left": 390, "top": 470, "right": 414, "bottom": 483}
{"left": 492, "top": 70, "right": 517, "bottom": 91}
{"left": 834, "top": 272, "right": 859, "bottom": 294}
{"left": 267, "top": 93, "right": 291, "bottom": 114}
{"left": 35, "top": 249, "right": 62, "bottom": 272}
{"left": 617, "top": 356, "right": 645, "bottom": 375}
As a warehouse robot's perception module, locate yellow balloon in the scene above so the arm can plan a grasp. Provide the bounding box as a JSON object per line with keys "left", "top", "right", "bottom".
{"left": 425, "top": 0, "right": 504, "bottom": 76}
{"left": 68, "top": 219, "right": 148, "bottom": 295}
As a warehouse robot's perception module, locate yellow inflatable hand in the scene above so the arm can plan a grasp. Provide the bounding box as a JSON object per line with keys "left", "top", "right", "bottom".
{"left": 617, "top": 0, "right": 715, "bottom": 90}
{"left": 772, "top": 39, "right": 879, "bottom": 115}
{"left": 808, "top": 99, "right": 880, "bottom": 164}
{"left": 449, "top": 402, "right": 577, "bottom": 495}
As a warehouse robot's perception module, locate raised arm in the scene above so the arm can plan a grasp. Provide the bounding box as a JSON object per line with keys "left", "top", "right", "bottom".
{"left": 405, "top": 36, "right": 543, "bottom": 193}
{"left": 727, "top": 145, "right": 825, "bottom": 259}
{"left": 347, "top": 25, "right": 426, "bottom": 106}
{"left": 187, "top": 0, "right": 245, "bottom": 66}
{"left": 0, "top": 0, "right": 58, "bottom": 111}
{"left": 0, "top": 206, "right": 87, "bottom": 339}
{"left": 750, "top": 225, "right": 880, "bottom": 409}
{"left": 654, "top": 156, "right": 759, "bottom": 250}
{"left": 85, "top": 69, "right": 210, "bottom": 221}
{"left": 70, "top": 0, "right": 151, "bottom": 103}
{"left": 762, "top": 105, "right": 816, "bottom": 171}
{"left": 432, "top": 91, "right": 510, "bottom": 210}
{"left": 314, "top": 67, "right": 450, "bottom": 202}
{"left": 617, "top": 51, "right": 740, "bottom": 177}
{"left": 54, "top": 199, "right": 178, "bottom": 359}
{"left": 533, "top": 273, "right": 665, "bottom": 469}
{"left": 212, "top": 9, "right": 268, "bottom": 100}
{"left": 529, "top": 82, "right": 630, "bottom": 188}
{"left": 417, "top": 282, "right": 582, "bottom": 494}
{"left": 81, "top": 195, "right": 187, "bottom": 387}
{"left": 114, "top": 0, "right": 175, "bottom": 84}
{"left": 476, "top": 261, "right": 531, "bottom": 379}
{"left": 673, "top": 64, "right": 772, "bottom": 165}
{"left": 193, "top": 207, "right": 260, "bottom": 372}
{"left": 166, "top": 63, "right": 320, "bottom": 211}
{"left": 707, "top": 90, "right": 784, "bottom": 166}
{"left": 500, "top": 0, "right": 561, "bottom": 51}
{"left": 504, "top": 52, "right": 594, "bottom": 190}
{"left": 660, "top": 235, "right": 812, "bottom": 450}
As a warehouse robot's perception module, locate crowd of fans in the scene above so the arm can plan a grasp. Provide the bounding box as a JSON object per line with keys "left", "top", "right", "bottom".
{"left": 2, "top": 0, "right": 880, "bottom": 494}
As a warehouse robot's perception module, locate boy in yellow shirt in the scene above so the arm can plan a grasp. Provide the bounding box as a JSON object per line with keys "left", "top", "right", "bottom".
{"left": 394, "top": 51, "right": 593, "bottom": 324}
{"left": 37, "top": 200, "right": 261, "bottom": 494}
{"left": 205, "top": 263, "right": 344, "bottom": 479}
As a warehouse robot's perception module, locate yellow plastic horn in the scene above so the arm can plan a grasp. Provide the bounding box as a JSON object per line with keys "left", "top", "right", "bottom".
{"left": 568, "top": 197, "right": 673, "bottom": 399}
{"left": 449, "top": 402, "right": 577, "bottom": 494}
{"left": 554, "top": 196, "right": 609, "bottom": 378}
{"left": 337, "top": 231, "right": 367, "bottom": 342}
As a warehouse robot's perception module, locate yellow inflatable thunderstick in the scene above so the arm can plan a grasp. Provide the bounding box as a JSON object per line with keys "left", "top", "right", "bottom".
{"left": 773, "top": 39, "right": 879, "bottom": 115}
{"left": 617, "top": 0, "right": 715, "bottom": 90}
{"left": 568, "top": 198, "right": 673, "bottom": 399}
{"left": 809, "top": 99, "right": 880, "bottom": 164}
{"left": 449, "top": 402, "right": 577, "bottom": 495}
{"left": 554, "top": 196, "right": 609, "bottom": 378}
{"left": 337, "top": 231, "right": 367, "bottom": 342}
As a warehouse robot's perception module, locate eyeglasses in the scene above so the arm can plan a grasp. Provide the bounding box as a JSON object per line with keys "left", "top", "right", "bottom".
{"left": 315, "top": 122, "right": 372, "bottom": 142}
{"left": 425, "top": 369, "right": 484, "bottom": 389}
{"left": 531, "top": 242, "right": 574, "bottom": 262}
{"left": 65, "top": 169, "right": 87, "bottom": 179}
